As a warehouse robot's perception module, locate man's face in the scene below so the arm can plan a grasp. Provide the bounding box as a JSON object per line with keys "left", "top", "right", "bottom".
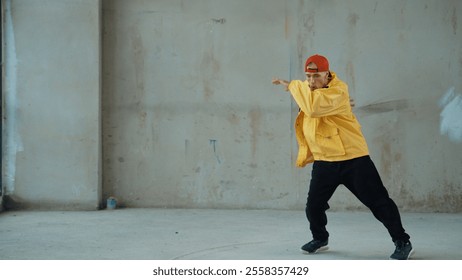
{"left": 305, "top": 62, "right": 329, "bottom": 91}
{"left": 306, "top": 72, "right": 329, "bottom": 91}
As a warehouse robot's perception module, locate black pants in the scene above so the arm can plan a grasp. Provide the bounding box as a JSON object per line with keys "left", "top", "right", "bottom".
{"left": 306, "top": 155, "right": 410, "bottom": 243}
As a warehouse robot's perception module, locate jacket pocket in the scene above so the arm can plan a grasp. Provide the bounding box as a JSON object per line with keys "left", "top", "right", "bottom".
{"left": 315, "top": 126, "right": 346, "bottom": 156}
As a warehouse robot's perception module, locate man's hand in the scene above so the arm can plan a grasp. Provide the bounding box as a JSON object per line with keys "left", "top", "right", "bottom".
{"left": 350, "top": 98, "right": 355, "bottom": 108}
{"left": 272, "top": 78, "right": 290, "bottom": 91}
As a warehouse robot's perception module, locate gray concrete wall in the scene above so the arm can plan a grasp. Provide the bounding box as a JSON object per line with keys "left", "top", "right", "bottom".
{"left": 2, "top": 0, "right": 102, "bottom": 210}
{"left": 102, "top": 0, "right": 462, "bottom": 212}
{"left": 102, "top": 0, "right": 302, "bottom": 210}
{"left": 2, "top": 0, "right": 461, "bottom": 212}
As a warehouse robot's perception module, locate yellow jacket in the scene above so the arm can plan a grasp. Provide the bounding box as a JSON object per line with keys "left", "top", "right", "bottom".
{"left": 288, "top": 72, "right": 369, "bottom": 167}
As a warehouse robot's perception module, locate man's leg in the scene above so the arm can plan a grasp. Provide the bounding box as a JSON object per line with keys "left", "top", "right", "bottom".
{"left": 341, "top": 156, "right": 410, "bottom": 242}
{"left": 306, "top": 161, "right": 340, "bottom": 241}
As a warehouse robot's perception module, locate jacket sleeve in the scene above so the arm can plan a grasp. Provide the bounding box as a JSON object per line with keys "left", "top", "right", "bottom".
{"left": 288, "top": 80, "right": 312, "bottom": 114}
{"left": 288, "top": 79, "right": 351, "bottom": 118}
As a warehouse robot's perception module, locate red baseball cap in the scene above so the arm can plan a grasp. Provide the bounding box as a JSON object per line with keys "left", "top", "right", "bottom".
{"left": 305, "top": 54, "right": 329, "bottom": 73}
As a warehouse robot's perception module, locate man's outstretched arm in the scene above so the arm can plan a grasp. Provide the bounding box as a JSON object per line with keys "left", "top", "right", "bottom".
{"left": 272, "top": 78, "right": 290, "bottom": 91}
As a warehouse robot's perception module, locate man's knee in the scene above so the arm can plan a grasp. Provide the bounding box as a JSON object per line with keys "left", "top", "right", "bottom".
{"left": 306, "top": 199, "right": 330, "bottom": 214}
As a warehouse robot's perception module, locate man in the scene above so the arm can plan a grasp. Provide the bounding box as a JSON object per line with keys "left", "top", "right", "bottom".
{"left": 272, "top": 54, "right": 413, "bottom": 260}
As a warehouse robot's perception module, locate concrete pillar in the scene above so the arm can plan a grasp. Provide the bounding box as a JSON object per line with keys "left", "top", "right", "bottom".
{"left": 2, "top": 0, "right": 102, "bottom": 210}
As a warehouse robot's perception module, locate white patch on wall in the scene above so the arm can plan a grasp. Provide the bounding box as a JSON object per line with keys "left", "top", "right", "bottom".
{"left": 4, "top": 0, "right": 24, "bottom": 194}
{"left": 439, "top": 87, "right": 462, "bottom": 143}
{"left": 71, "top": 185, "right": 83, "bottom": 197}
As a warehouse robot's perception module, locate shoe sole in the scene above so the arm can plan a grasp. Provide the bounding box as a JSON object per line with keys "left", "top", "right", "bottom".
{"left": 301, "top": 245, "right": 329, "bottom": 254}
{"left": 389, "top": 248, "right": 415, "bottom": 260}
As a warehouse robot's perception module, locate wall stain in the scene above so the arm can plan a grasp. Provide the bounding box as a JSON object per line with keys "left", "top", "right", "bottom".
{"left": 249, "top": 107, "right": 262, "bottom": 161}
{"left": 227, "top": 112, "right": 240, "bottom": 125}
{"left": 452, "top": 7, "right": 457, "bottom": 35}
{"left": 199, "top": 17, "right": 225, "bottom": 101}
{"left": 130, "top": 25, "right": 147, "bottom": 129}
{"left": 201, "top": 48, "right": 221, "bottom": 100}
{"left": 184, "top": 139, "right": 190, "bottom": 159}
{"left": 211, "top": 18, "right": 226, "bottom": 24}
{"left": 345, "top": 12, "right": 359, "bottom": 75}
{"left": 380, "top": 142, "right": 391, "bottom": 179}
{"left": 131, "top": 26, "right": 145, "bottom": 94}
{"left": 348, "top": 13, "right": 359, "bottom": 26}
{"left": 296, "top": 6, "right": 315, "bottom": 68}
{"left": 139, "top": 111, "right": 147, "bottom": 123}
{"left": 275, "top": 192, "right": 289, "bottom": 199}
{"left": 203, "top": 80, "right": 213, "bottom": 100}
{"left": 357, "top": 99, "right": 409, "bottom": 114}
{"left": 209, "top": 139, "right": 221, "bottom": 164}
{"left": 399, "top": 182, "right": 462, "bottom": 212}
{"left": 345, "top": 61, "right": 356, "bottom": 94}
{"left": 303, "top": 12, "right": 315, "bottom": 34}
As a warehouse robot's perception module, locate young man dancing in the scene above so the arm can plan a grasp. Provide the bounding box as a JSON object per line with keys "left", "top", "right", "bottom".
{"left": 272, "top": 54, "right": 413, "bottom": 260}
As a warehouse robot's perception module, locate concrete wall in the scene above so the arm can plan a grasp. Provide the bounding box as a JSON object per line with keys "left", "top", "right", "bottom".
{"left": 2, "top": 0, "right": 462, "bottom": 212}
{"left": 102, "top": 0, "right": 462, "bottom": 212}
{"left": 2, "top": 0, "right": 102, "bottom": 210}
{"left": 102, "top": 0, "right": 301, "bottom": 210}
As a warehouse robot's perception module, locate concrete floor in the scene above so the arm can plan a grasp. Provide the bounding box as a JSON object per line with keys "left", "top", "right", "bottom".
{"left": 0, "top": 208, "right": 461, "bottom": 260}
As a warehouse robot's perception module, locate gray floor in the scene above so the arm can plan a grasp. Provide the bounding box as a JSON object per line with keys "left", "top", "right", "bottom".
{"left": 0, "top": 208, "right": 461, "bottom": 260}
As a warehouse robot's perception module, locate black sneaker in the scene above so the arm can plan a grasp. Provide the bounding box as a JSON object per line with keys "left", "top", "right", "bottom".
{"left": 301, "top": 239, "right": 328, "bottom": 254}
{"left": 390, "top": 240, "right": 414, "bottom": 260}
